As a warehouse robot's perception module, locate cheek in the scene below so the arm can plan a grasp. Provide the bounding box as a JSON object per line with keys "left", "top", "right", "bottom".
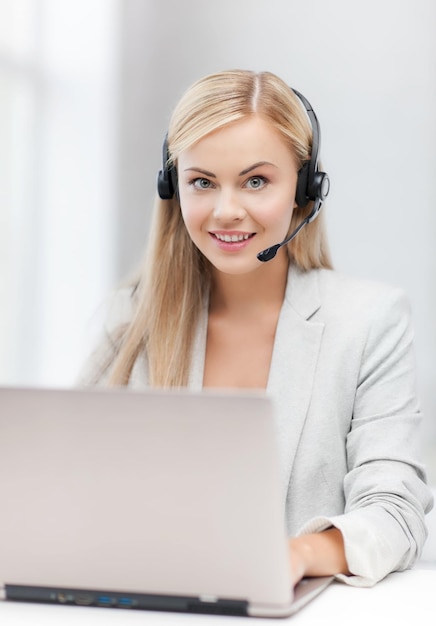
{"left": 253, "top": 196, "right": 294, "bottom": 229}
{"left": 180, "top": 201, "right": 205, "bottom": 239}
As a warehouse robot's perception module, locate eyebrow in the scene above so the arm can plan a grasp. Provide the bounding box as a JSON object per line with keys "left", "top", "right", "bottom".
{"left": 183, "top": 167, "right": 216, "bottom": 178}
{"left": 183, "top": 161, "right": 278, "bottom": 178}
{"left": 239, "top": 161, "right": 278, "bottom": 176}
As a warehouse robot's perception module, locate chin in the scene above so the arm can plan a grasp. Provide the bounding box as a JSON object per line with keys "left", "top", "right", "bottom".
{"left": 209, "top": 258, "right": 266, "bottom": 276}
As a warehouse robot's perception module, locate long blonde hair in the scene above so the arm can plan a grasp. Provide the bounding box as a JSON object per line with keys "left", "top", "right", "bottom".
{"left": 107, "top": 70, "right": 332, "bottom": 387}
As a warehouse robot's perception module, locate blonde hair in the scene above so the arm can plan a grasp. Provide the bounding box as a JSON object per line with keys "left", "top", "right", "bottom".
{"left": 107, "top": 70, "right": 332, "bottom": 387}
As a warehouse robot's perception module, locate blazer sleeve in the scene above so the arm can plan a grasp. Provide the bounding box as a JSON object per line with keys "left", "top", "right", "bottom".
{"left": 297, "top": 287, "right": 434, "bottom": 586}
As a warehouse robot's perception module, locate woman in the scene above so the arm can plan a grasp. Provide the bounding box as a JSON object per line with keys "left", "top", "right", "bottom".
{"left": 80, "top": 69, "right": 433, "bottom": 587}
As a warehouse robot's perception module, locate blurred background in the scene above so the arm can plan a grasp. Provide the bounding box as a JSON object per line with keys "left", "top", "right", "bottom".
{"left": 0, "top": 0, "right": 435, "bottom": 482}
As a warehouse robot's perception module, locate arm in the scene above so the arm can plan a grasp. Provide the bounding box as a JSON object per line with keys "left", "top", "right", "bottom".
{"left": 292, "top": 287, "right": 433, "bottom": 587}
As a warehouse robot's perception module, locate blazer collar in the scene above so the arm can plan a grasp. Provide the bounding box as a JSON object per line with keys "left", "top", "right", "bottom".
{"left": 283, "top": 263, "right": 322, "bottom": 321}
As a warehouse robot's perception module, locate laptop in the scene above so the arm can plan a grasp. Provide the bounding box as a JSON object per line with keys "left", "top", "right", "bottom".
{"left": 0, "top": 386, "right": 332, "bottom": 617}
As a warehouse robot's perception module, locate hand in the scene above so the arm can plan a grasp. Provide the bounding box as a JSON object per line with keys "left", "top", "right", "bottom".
{"left": 288, "top": 528, "right": 350, "bottom": 586}
{"left": 288, "top": 537, "right": 308, "bottom": 586}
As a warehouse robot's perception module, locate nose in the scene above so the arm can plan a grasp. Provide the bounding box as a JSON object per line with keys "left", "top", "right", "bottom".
{"left": 213, "top": 190, "right": 246, "bottom": 222}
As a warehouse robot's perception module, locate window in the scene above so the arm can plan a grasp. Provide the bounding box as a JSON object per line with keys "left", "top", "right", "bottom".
{"left": 0, "top": 0, "right": 119, "bottom": 386}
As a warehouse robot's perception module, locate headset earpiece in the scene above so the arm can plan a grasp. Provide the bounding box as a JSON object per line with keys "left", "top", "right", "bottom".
{"left": 295, "top": 162, "right": 310, "bottom": 208}
{"left": 157, "top": 169, "right": 174, "bottom": 200}
{"left": 310, "top": 171, "right": 330, "bottom": 202}
{"left": 157, "top": 135, "right": 178, "bottom": 200}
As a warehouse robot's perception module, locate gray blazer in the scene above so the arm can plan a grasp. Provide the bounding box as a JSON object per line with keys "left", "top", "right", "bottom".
{"left": 80, "top": 265, "right": 433, "bottom": 587}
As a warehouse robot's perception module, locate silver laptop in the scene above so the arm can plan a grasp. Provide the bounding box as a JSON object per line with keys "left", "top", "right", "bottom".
{"left": 0, "top": 386, "right": 332, "bottom": 617}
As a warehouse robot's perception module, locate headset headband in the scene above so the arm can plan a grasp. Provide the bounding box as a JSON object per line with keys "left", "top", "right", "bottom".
{"left": 157, "top": 87, "right": 329, "bottom": 208}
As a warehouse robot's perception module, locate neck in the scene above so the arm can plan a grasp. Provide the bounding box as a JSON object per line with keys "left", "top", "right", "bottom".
{"left": 210, "top": 254, "right": 289, "bottom": 317}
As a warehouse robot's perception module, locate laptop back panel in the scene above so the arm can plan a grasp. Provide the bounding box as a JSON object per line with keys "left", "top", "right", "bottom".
{"left": 0, "top": 387, "right": 293, "bottom": 615}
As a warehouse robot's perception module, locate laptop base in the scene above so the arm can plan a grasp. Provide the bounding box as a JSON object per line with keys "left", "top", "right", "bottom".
{"left": 5, "top": 584, "right": 248, "bottom": 616}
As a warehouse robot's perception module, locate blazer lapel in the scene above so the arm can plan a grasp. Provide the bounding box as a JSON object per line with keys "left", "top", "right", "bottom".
{"left": 267, "top": 266, "right": 325, "bottom": 499}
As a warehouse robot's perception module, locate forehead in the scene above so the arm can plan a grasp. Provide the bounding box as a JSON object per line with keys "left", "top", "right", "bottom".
{"left": 177, "top": 115, "right": 296, "bottom": 171}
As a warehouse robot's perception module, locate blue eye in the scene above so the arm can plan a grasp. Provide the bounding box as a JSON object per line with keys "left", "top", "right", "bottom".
{"left": 192, "top": 178, "right": 213, "bottom": 189}
{"left": 246, "top": 176, "right": 267, "bottom": 189}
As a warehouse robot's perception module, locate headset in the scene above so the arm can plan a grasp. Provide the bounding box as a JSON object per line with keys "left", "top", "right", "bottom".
{"left": 157, "top": 87, "right": 330, "bottom": 262}
{"left": 157, "top": 135, "right": 178, "bottom": 201}
{"left": 291, "top": 89, "right": 330, "bottom": 211}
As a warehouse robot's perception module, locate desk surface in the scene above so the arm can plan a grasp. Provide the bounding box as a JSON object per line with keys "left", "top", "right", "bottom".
{"left": 1, "top": 568, "right": 434, "bottom": 626}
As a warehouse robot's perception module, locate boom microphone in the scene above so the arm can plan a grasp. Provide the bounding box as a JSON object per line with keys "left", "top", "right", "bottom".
{"left": 256, "top": 198, "right": 322, "bottom": 263}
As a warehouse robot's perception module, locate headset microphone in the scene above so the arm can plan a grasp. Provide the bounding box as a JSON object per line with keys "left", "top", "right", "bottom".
{"left": 257, "top": 197, "right": 324, "bottom": 262}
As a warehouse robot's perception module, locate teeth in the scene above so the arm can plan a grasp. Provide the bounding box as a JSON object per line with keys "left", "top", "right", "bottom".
{"left": 215, "top": 233, "right": 251, "bottom": 242}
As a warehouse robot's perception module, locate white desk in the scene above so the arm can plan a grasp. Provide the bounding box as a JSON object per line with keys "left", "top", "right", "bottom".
{"left": 1, "top": 568, "right": 434, "bottom": 626}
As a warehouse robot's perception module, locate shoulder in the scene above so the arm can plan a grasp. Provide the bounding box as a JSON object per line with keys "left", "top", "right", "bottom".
{"left": 77, "top": 285, "right": 137, "bottom": 386}
{"left": 312, "top": 270, "right": 415, "bottom": 375}
{"left": 311, "top": 266, "right": 398, "bottom": 297}
{"left": 286, "top": 265, "right": 413, "bottom": 346}
{"left": 305, "top": 267, "right": 411, "bottom": 323}
{"left": 103, "top": 285, "right": 137, "bottom": 334}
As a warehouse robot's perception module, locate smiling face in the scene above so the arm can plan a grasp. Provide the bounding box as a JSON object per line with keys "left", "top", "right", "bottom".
{"left": 177, "top": 115, "right": 299, "bottom": 276}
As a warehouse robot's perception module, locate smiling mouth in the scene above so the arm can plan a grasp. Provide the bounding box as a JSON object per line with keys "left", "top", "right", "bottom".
{"left": 212, "top": 233, "right": 255, "bottom": 242}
